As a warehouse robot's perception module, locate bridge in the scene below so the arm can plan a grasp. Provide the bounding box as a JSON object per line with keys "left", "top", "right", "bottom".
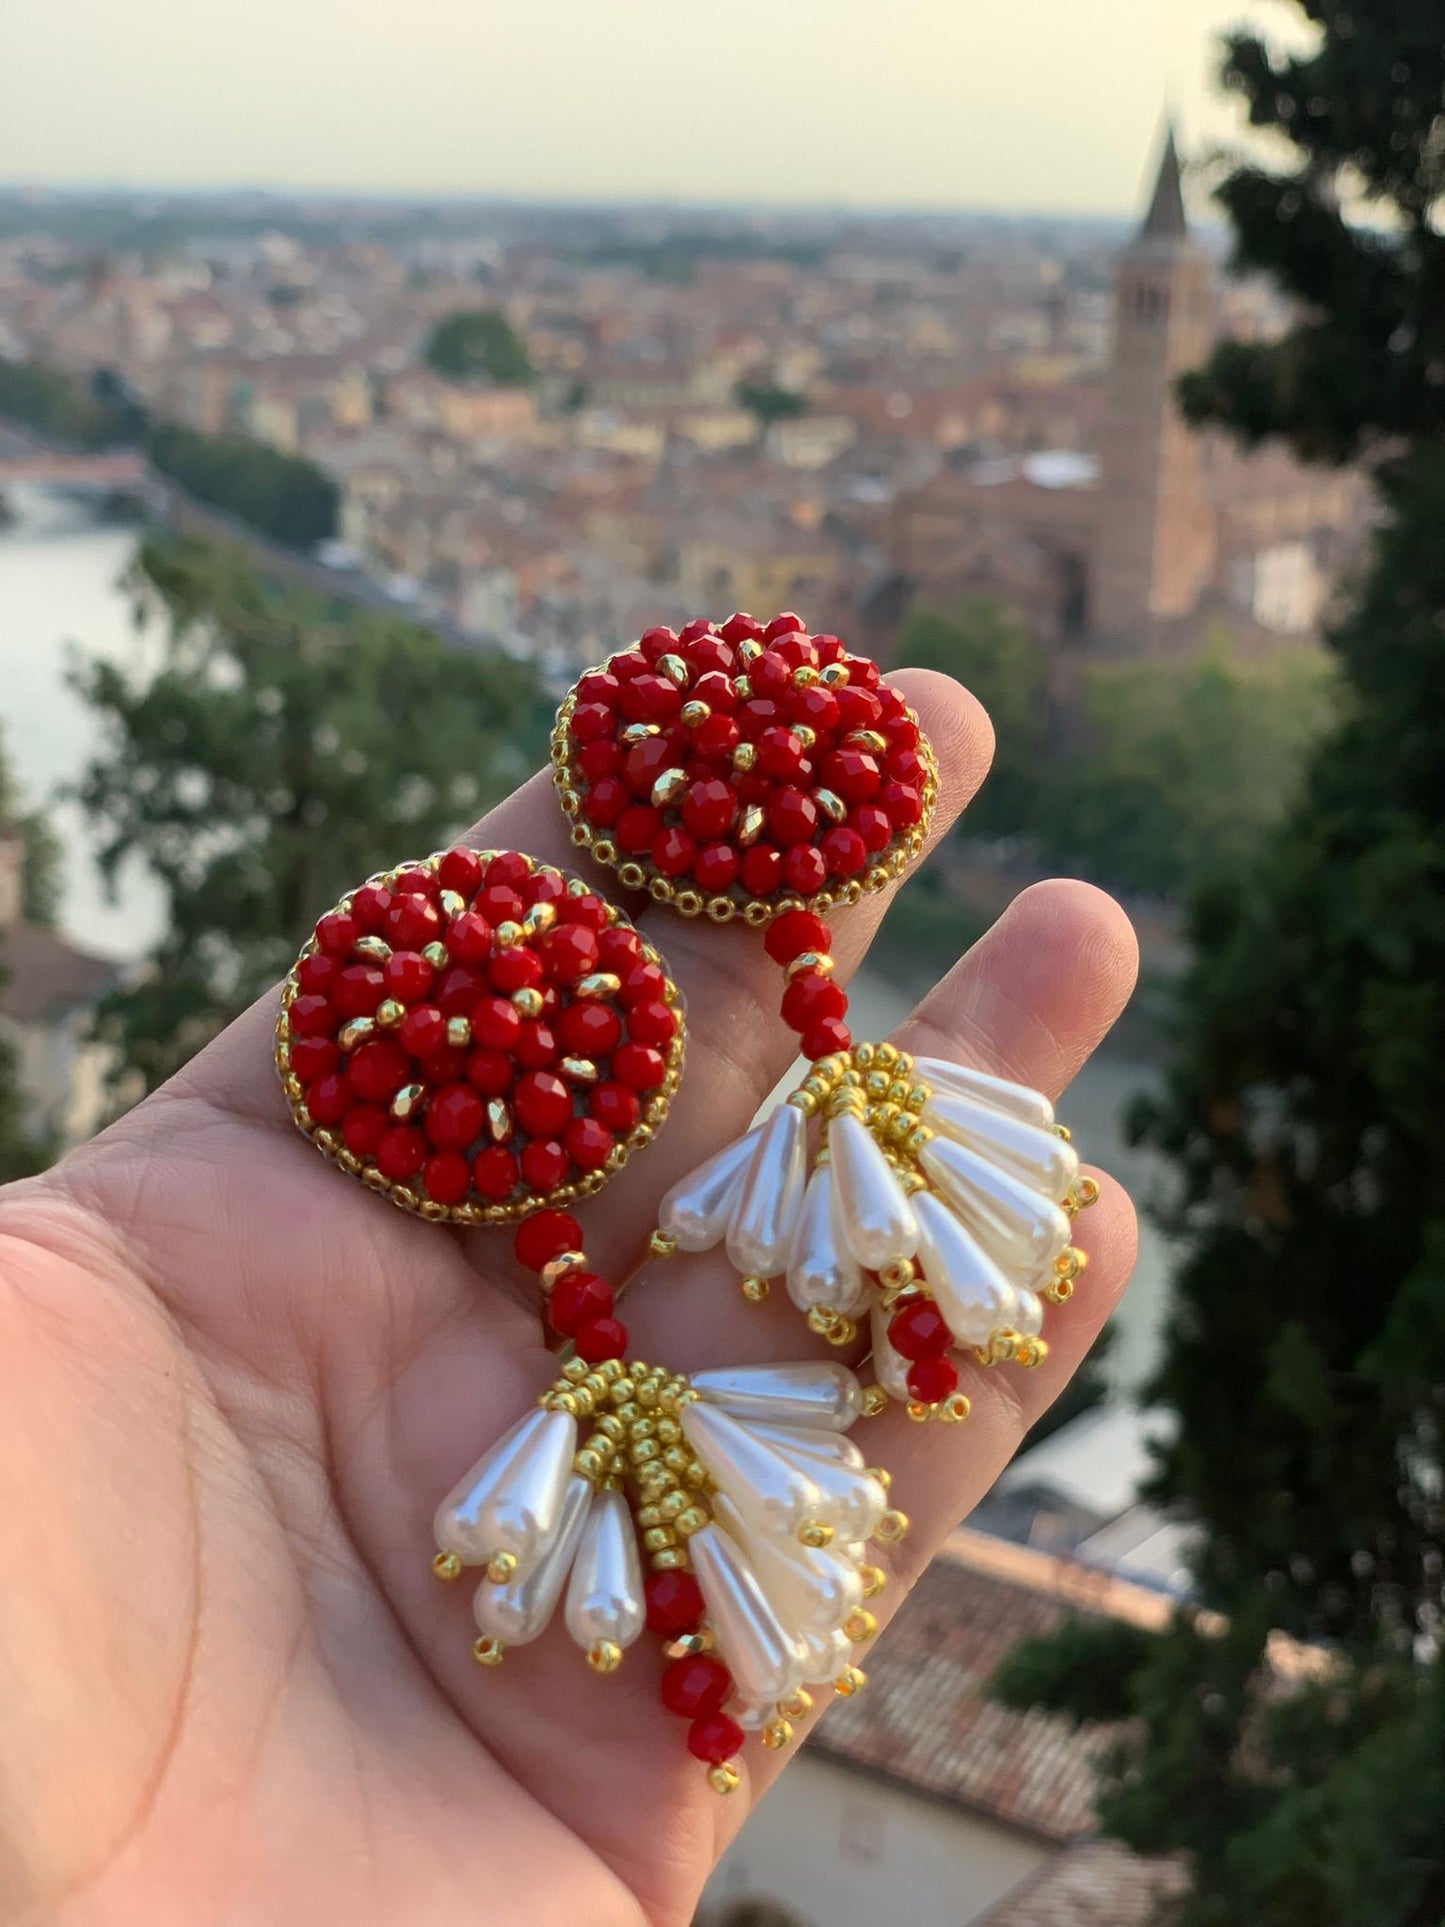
{"left": 0, "top": 448, "right": 147, "bottom": 488}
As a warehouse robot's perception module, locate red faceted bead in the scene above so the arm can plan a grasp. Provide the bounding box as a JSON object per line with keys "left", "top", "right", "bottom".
{"left": 906, "top": 1355, "right": 960, "bottom": 1405}
{"left": 578, "top": 670, "right": 623, "bottom": 708}
{"left": 740, "top": 844, "right": 783, "bottom": 897}
{"left": 677, "top": 616, "right": 714, "bottom": 645}
{"left": 801, "top": 1017, "right": 852, "bottom": 1059}
{"left": 489, "top": 946, "right": 542, "bottom": 995}
{"left": 485, "top": 854, "right": 531, "bottom": 891}
{"left": 639, "top": 624, "right": 679, "bottom": 659}
{"left": 692, "top": 842, "right": 739, "bottom": 894}
{"left": 570, "top": 701, "right": 615, "bottom": 744}
{"left": 296, "top": 952, "right": 339, "bottom": 996}
{"left": 576, "top": 738, "right": 622, "bottom": 783}
{"left": 623, "top": 734, "right": 676, "bottom": 795}
{"left": 549, "top": 1269, "right": 613, "bottom": 1337}
{"left": 596, "top": 926, "right": 643, "bottom": 973}
{"left": 882, "top": 780, "right": 923, "bottom": 828}
{"left": 688, "top": 1712, "right": 745, "bottom": 1766}
{"left": 447, "top": 911, "right": 493, "bottom": 964}
{"left": 888, "top": 746, "right": 927, "bottom": 788}
{"left": 719, "top": 610, "right": 765, "bottom": 644}
{"left": 514, "top": 1208, "right": 583, "bottom": 1270}
{"left": 774, "top": 631, "right": 819, "bottom": 671}
{"left": 692, "top": 668, "right": 738, "bottom": 714}
{"left": 526, "top": 870, "right": 567, "bottom": 909}
{"left": 584, "top": 776, "right": 629, "bottom": 829}
{"left": 627, "top": 1000, "right": 677, "bottom": 1049}
{"left": 739, "top": 697, "right": 783, "bottom": 736}
{"left": 289, "top": 994, "right": 335, "bottom": 1038}
{"left": 618, "top": 960, "right": 667, "bottom": 1008}
{"left": 333, "top": 964, "right": 385, "bottom": 1019}
{"left": 514, "top": 1070, "right": 572, "bottom": 1139}
{"left": 694, "top": 714, "right": 740, "bottom": 762}
{"left": 850, "top": 654, "right": 882, "bottom": 690}
{"left": 520, "top": 1138, "right": 569, "bottom": 1191}
{"left": 472, "top": 1145, "right": 521, "bottom": 1200}
{"left": 568, "top": 894, "right": 610, "bottom": 932}
{"left": 514, "top": 1021, "right": 558, "bottom": 1070}
{"left": 781, "top": 971, "right": 847, "bottom": 1031}
{"left": 822, "top": 746, "right": 882, "bottom": 803}
{"left": 437, "top": 849, "right": 483, "bottom": 898}
{"left": 813, "top": 632, "right": 845, "bottom": 664}
{"left": 538, "top": 925, "right": 599, "bottom": 986}
{"left": 782, "top": 843, "right": 828, "bottom": 895}
{"left": 612, "top": 1042, "right": 665, "bottom": 1091}
{"left": 383, "top": 950, "right": 434, "bottom": 1003}
{"left": 646, "top": 1568, "right": 707, "bottom": 1637}
{"left": 853, "top": 804, "right": 893, "bottom": 854}
{"left": 608, "top": 649, "right": 649, "bottom": 682}
{"left": 889, "top": 1298, "right": 952, "bottom": 1360}
{"left": 616, "top": 804, "right": 660, "bottom": 855}
{"left": 426, "top": 1082, "right": 484, "bottom": 1151}
{"left": 391, "top": 867, "right": 437, "bottom": 901}
{"left": 652, "top": 824, "right": 697, "bottom": 878}
{"left": 436, "top": 966, "right": 485, "bottom": 1017}
{"left": 764, "top": 611, "right": 806, "bottom": 642}
{"left": 687, "top": 636, "right": 733, "bottom": 676}
{"left": 349, "top": 883, "right": 393, "bottom": 933}
{"left": 590, "top": 1080, "right": 641, "bottom": 1134}
{"left": 681, "top": 778, "right": 736, "bottom": 842}
{"left": 618, "top": 674, "right": 682, "bottom": 725}
{"left": 556, "top": 1001, "right": 622, "bottom": 1057}
{"left": 466, "top": 1047, "right": 513, "bottom": 1096}
{"left": 821, "top": 825, "right": 868, "bottom": 877}
{"left": 314, "top": 911, "right": 358, "bottom": 958}
{"left": 306, "top": 1072, "right": 351, "bottom": 1127}
{"left": 375, "top": 1125, "right": 427, "bottom": 1183}
{"left": 766, "top": 788, "right": 818, "bottom": 847}
{"left": 764, "top": 909, "right": 832, "bottom": 965}
{"left": 834, "top": 686, "right": 882, "bottom": 733}
{"left": 289, "top": 1035, "right": 339, "bottom": 1086}
{"left": 566, "top": 1116, "right": 614, "bottom": 1171}
{"left": 423, "top": 1149, "right": 472, "bottom": 1206}
{"left": 348, "top": 1038, "right": 411, "bottom": 1102}
{"left": 385, "top": 893, "right": 440, "bottom": 950}
{"left": 755, "top": 726, "right": 805, "bottom": 781}
{"left": 661, "top": 1654, "right": 733, "bottom": 1719}
{"left": 574, "top": 1316, "right": 628, "bottom": 1364}
{"left": 398, "top": 1004, "right": 448, "bottom": 1060}
{"left": 789, "top": 683, "right": 839, "bottom": 734}
{"left": 750, "top": 650, "right": 791, "bottom": 697}
{"left": 472, "top": 995, "right": 522, "bottom": 1051}
{"left": 342, "top": 1104, "right": 389, "bottom": 1158}
{"left": 478, "top": 885, "right": 524, "bottom": 926}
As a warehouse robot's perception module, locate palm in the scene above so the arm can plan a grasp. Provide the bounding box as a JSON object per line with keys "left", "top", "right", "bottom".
{"left": 0, "top": 675, "right": 1139, "bottom": 1927}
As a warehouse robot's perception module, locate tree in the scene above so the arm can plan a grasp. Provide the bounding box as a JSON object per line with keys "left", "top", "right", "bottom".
{"left": 0, "top": 727, "right": 62, "bottom": 1180}
{"left": 734, "top": 380, "right": 808, "bottom": 426}
{"left": 145, "top": 422, "right": 338, "bottom": 549}
{"left": 423, "top": 309, "right": 535, "bottom": 386}
{"left": 72, "top": 535, "right": 549, "bottom": 1091}
{"left": 995, "top": 8, "right": 1445, "bottom": 1922}
{"left": 0, "top": 358, "right": 133, "bottom": 448}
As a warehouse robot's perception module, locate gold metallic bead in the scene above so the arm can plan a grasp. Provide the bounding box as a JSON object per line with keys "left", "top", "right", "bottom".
{"left": 390, "top": 1082, "right": 425, "bottom": 1121}
{"left": 560, "top": 1056, "right": 598, "bottom": 1085}
{"left": 681, "top": 699, "right": 711, "bottom": 728}
{"left": 941, "top": 1392, "right": 972, "bottom": 1423}
{"left": 354, "top": 935, "right": 391, "bottom": 963}
{"left": 674, "top": 1505, "right": 709, "bottom": 1537}
{"left": 879, "top": 1257, "right": 916, "bottom": 1291}
{"left": 523, "top": 901, "right": 557, "bottom": 936}
{"left": 486, "top": 1550, "right": 518, "bottom": 1583}
{"left": 575, "top": 972, "right": 622, "bottom": 1000}
{"left": 738, "top": 637, "right": 763, "bottom": 664}
{"left": 814, "top": 788, "right": 846, "bottom": 825}
{"left": 643, "top": 1525, "right": 677, "bottom": 1553}
{"left": 875, "top": 1508, "right": 909, "bottom": 1544}
{"left": 820, "top": 662, "right": 850, "bottom": 686}
{"left": 446, "top": 1015, "right": 472, "bottom": 1049}
{"left": 794, "top": 723, "right": 817, "bottom": 751}
{"left": 648, "top": 1228, "right": 679, "bottom": 1259}
{"left": 652, "top": 1547, "right": 688, "bottom": 1571}
{"left": 659, "top": 1489, "right": 689, "bottom": 1522}
{"left": 737, "top": 804, "right": 765, "bottom": 847}
{"left": 779, "top": 1688, "right": 813, "bottom": 1720}
{"left": 741, "top": 1275, "right": 770, "bottom": 1303}
{"left": 651, "top": 767, "right": 688, "bottom": 808}
{"left": 439, "top": 888, "right": 467, "bottom": 919}
{"left": 588, "top": 1639, "right": 623, "bottom": 1674}
{"left": 656, "top": 651, "right": 689, "bottom": 687}
{"left": 1045, "top": 1276, "right": 1075, "bottom": 1304}
{"left": 432, "top": 1550, "right": 462, "bottom": 1583}
{"left": 732, "top": 676, "right": 753, "bottom": 701}
{"left": 621, "top": 721, "right": 660, "bottom": 745}
{"left": 1074, "top": 1176, "right": 1101, "bottom": 1209}
{"left": 834, "top": 1666, "right": 867, "bottom": 1698}
{"left": 861, "top": 1564, "right": 886, "bottom": 1599}
{"left": 906, "top": 1401, "right": 932, "bottom": 1423}
{"left": 906, "top": 1126, "right": 935, "bottom": 1156}
{"left": 730, "top": 742, "right": 757, "bottom": 776}
{"left": 338, "top": 1015, "right": 377, "bottom": 1051}
{"left": 861, "top": 1383, "right": 889, "bottom": 1419}
{"left": 495, "top": 919, "right": 524, "bottom": 948}
{"left": 505, "top": 987, "right": 543, "bottom": 1021}
{"left": 708, "top": 1763, "right": 741, "bottom": 1795}
{"left": 785, "top": 950, "right": 834, "bottom": 980}
{"left": 845, "top": 1608, "right": 878, "bottom": 1643}
{"left": 798, "top": 1520, "right": 834, "bottom": 1549}
{"left": 664, "top": 1629, "right": 715, "bottom": 1661}
{"left": 1056, "top": 1123, "right": 1072, "bottom": 1143}
{"left": 792, "top": 664, "right": 819, "bottom": 688}
{"left": 421, "top": 940, "right": 450, "bottom": 969}
{"left": 487, "top": 1099, "right": 513, "bottom": 1143}
{"left": 865, "top": 1465, "right": 891, "bottom": 1490}
{"left": 847, "top": 728, "right": 887, "bottom": 753}
{"left": 562, "top": 1357, "right": 591, "bottom": 1383}
{"left": 763, "top": 1718, "right": 794, "bottom": 1750}
{"left": 473, "top": 1636, "right": 506, "bottom": 1667}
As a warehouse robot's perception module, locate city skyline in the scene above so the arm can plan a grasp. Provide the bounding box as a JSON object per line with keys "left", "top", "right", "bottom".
{"left": 1, "top": 0, "right": 1286, "bottom": 216}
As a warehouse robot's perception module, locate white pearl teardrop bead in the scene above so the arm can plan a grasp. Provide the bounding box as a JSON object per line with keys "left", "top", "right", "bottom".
{"left": 914, "top": 1055, "right": 1056, "bottom": 1131}
{"left": 800, "top": 1624, "right": 854, "bottom": 1685}
{"left": 828, "top": 1110, "right": 919, "bottom": 1271}
{"left": 680, "top": 1401, "right": 822, "bottom": 1535}
{"left": 657, "top": 1126, "right": 762, "bottom": 1253}
{"left": 912, "top": 1188, "right": 1022, "bottom": 1348}
{"left": 786, "top": 1163, "right": 870, "bottom": 1316}
{"left": 434, "top": 1408, "right": 575, "bottom": 1566}
{"left": 746, "top": 1420, "right": 867, "bottom": 1471}
{"left": 692, "top": 1360, "right": 863, "bottom": 1432}
{"left": 726, "top": 1102, "right": 809, "bottom": 1278}
{"left": 691, "top": 1524, "right": 806, "bottom": 1706}
{"left": 736, "top": 1423, "right": 886, "bottom": 1539}
{"left": 473, "top": 1474, "right": 591, "bottom": 1645}
{"left": 712, "top": 1493, "right": 863, "bottom": 1634}
{"left": 921, "top": 1090, "right": 1079, "bottom": 1203}
{"left": 869, "top": 1296, "right": 913, "bottom": 1402}
{"left": 919, "top": 1135, "right": 1072, "bottom": 1281}
{"left": 564, "top": 1484, "right": 645, "bottom": 1653}
{"left": 1012, "top": 1286, "right": 1045, "bottom": 1338}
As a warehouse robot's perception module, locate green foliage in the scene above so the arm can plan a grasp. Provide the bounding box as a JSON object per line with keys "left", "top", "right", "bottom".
{"left": 734, "top": 381, "right": 808, "bottom": 426}
{"left": 423, "top": 309, "right": 535, "bottom": 387}
{"left": 145, "top": 422, "right": 338, "bottom": 550}
{"left": 991, "top": 1616, "right": 1153, "bottom": 1727}
{"left": 72, "top": 535, "right": 548, "bottom": 1091}
{"left": 0, "top": 359, "right": 133, "bottom": 448}
{"left": 1006, "top": 7, "right": 1445, "bottom": 1922}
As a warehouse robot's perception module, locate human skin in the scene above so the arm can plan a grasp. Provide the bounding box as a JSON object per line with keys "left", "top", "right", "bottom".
{"left": 0, "top": 668, "right": 1137, "bottom": 1927}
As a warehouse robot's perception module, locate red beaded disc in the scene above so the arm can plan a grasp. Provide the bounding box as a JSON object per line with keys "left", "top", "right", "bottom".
{"left": 553, "top": 616, "right": 936, "bottom": 921}
{"left": 277, "top": 850, "right": 684, "bottom": 1221}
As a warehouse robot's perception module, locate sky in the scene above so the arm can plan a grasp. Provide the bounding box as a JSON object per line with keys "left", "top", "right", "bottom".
{"left": 0, "top": 0, "right": 1292, "bottom": 215}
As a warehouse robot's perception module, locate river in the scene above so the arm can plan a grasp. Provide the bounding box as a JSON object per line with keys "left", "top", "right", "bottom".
{"left": 0, "top": 487, "right": 1172, "bottom": 1394}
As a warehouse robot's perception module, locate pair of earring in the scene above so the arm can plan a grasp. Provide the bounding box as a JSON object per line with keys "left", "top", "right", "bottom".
{"left": 274, "top": 612, "right": 1096, "bottom": 1790}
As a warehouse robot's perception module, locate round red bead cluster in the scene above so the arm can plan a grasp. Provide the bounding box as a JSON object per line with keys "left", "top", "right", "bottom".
{"left": 888, "top": 1295, "right": 961, "bottom": 1406}
{"left": 559, "top": 613, "right": 931, "bottom": 912}
{"left": 765, "top": 907, "right": 851, "bottom": 1062}
{"left": 282, "top": 851, "right": 682, "bottom": 1217}
{"left": 645, "top": 1568, "right": 744, "bottom": 1769}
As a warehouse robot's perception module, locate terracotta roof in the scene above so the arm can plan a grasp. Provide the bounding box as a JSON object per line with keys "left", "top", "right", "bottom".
{"left": 979, "top": 1840, "right": 1187, "bottom": 1926}
{"left": 0, "top": 922, "right": 120, "bottom": 1023}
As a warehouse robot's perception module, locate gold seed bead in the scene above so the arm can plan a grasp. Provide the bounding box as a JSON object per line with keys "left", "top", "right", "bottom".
{"left": 575, "top": 972, "right": 622, "bottom": 1000}
{"left": 1056, "top": 1123, "right": 1073, "bottom": 1143}
{"left": 651, "top": 767, "right": 688, "bottom": 808}
{"left": 861, "top": 1564, "right": 886, "bottom": 1599}
{"left": 779, "top": 1688, "right": 813, "bottom": 1720}
{"left": 432, "top": 1550, "right": 462, "bottom": 1583}
{"left": 741, "top": 1275, "right": 770, "bottom": 1303}
{"left": 523, "top": 901, "right": 557, "bottom": 936}
{"left": 391, "top": 1082, "right": 425, "bottom": 1121}
{"left": 354, "top": 935, "right": 391, "bottom": 962}
{"left": 421, "top": 940, "right": 449, "bottom": 969}
{"left": 763, "top": 1718, "right": 794, "bottom": 1750}
{"left": 813, "top": 788, "right": 846, "bottom": 825}
{"left": 652, "top": 1547, "right": 688, "bottom": 1571}
{"left": 875, "top": 1509, "right": 909, "bottom": 1544}
{"left": 674, "top": 1505, "right": 709, "bottom": 1537}
{"left": 588, "top": 1640, "right": 623, "bottom": 1674}
{"left": 732, "top": 741, "right": 757, "bottom": 773}
{"left": 562, "top": 1357, "right": 591, "bottom": 1383}
{"left": 446, "top": 1015, "right": 472, "bottom": 1049}
{"left": 845, "top": 1608, "right": 878, "bottom": 1643}
{"left": 487, "top": 1099, "right": 513, "bottom": 1143}
{"left": 792, "top": 664, "right": 820, "bottom": 688}
{"left": 643, "top": 1526, "right": 677, "bottom": 1553}
{"left": 649, "top": 1228, "right": 679, "bottom": 1259}
{"left": 338, "top": 1015, "right": 377, "bottom": 1051}
{"left": 656, "top": 651, "right": 689, "bottom": 686}
{"left": 865, "top": 1465, "right": 891, "bottom": 1490}
{"left": 737, "top": 638, "right": 763, "bottom": 664}
{"left": 794, "top": 723, "right": 817, "bottom": 751}
{"left": 941, "top": 1392, "right": 973, "bottom": 1423}
{"left": 473, "top": 1637, "right": 506, "bottom": 1667}
{"left": 439, "top": 889, "right": 467, "bottom": 919}
{"left": 655, "top": 1416, "right": 681, "bottom": 1444}
{"left": 664, "top": 1630, "right": 715, "bottom": 1659}
{"left": 494, "top": 919, "right": 524, "bottom": 947}
{"left": 681, "top": 700, "right": 711, "bottom": 728}
{"left": 1074, "top": 1176, "right": 1101, "bottom": 1209}
{"left": 834, "top": 1666, "right": 867, "bottom": 1698}
{"left": 879, "top": 1257, "right": 917, "bottom": 1291}
{"left": 785, "top": 950, "right": 834, "bottom": 980}
{"left": 659, "top": 1489, "right": 689, "bottom": 1521}
{"left": 738, "top": 805, "right": 765, "bottom": 846}
{"left": 861, "top": 1384, "right": 889, "bottom": 1417}
{"left": 621, "top": 722, "right": 659, "bottom": 745}
{"left": 848, "top": 728, "right": 887, "bottom": 753}
{"left": 906, "top": 1401, "right": 932, "bottom": 1423}
{"left": 820, "top": 662, "right": 850, "bottom": 687}
{"left": 798, "top": 1520, "right": 834, "bottom": 1549}
{"left": 486, "top": 1550, "right": 517, "bottom": 1583}
{"left": 708, "top": 1762, "right": 741, "bottom": 1795}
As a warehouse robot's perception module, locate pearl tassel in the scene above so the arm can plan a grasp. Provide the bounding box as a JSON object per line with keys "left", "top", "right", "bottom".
{"left": 712, "top": 1493, "right": 863, "bottom": 1634}
{"left": 921, "top": 1089, "right": 1079, "bottom": 1203}
{"left": 473, "top": 1473, "right": 592, "bottom": 1645}
{"left": 787, "top": 1163, "right": 870, "bottom": 1316}
{"left": 913, "top": 1055, "right": 1056, "bottom": 1131}
{"left": 912, "top": 1188, "right": 1022, "bottom": 1348}
{"left": 657, "top": 1125, "right": 763, "bottom": 1252}
{"left": 692, "top": 1360, "right": 863, "bottom": 1431}
{"left": 691, "top": 1522, "right": 807, "bottom": 1707}
{"left": 680, "top": 1400, "right": 823, "bottom": 1536}
{"left": 828, "top": 1110, "right": 919, "bottom": 1271}
{"left": 920, "top": 1133, "right": 1073, "bottom": 1281}
{"left": 434, "top": 1408, "right": 578, "bottom": 1568}
{"left": 564, "top": 1485, "right": 645, "bottom": 1656}
{"left": 727, "top": 1102, "right": 809, "bottom": 1278}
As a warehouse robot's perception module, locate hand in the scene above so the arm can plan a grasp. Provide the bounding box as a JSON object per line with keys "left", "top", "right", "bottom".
{"left": 0, "top": 670, "right": 1137, "bottom": 1927}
